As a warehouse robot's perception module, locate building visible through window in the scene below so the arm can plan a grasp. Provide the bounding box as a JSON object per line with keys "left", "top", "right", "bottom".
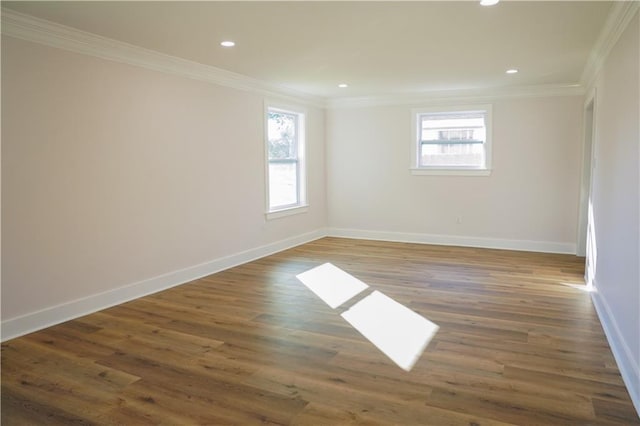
{"left": 412, "top": 105, "right": 491, "bottom": 176}
{"left": 418, "top": 111, "right": 487, "bottom": 168}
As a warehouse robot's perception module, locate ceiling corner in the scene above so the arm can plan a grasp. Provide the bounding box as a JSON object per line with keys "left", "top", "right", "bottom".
{"left": 580, "top": 1, "right": 640, "bottom": 90}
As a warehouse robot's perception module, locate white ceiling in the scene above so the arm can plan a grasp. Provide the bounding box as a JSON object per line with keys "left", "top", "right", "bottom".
{"left": 3, "top": 1, "right": 613, "bottom": 100}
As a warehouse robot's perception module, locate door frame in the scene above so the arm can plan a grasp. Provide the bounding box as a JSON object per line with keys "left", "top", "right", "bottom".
{"left": 576, "top": 88, "right": 597, "bottom": 258}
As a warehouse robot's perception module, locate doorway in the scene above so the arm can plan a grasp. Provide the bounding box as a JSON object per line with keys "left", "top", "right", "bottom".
{"left": 577, "top": 90, "right": 596, "bottom": 286}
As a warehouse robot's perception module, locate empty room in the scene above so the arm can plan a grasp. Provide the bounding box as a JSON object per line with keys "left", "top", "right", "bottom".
{"left": 1, "top": 1, "right": 639, "bottom": 424}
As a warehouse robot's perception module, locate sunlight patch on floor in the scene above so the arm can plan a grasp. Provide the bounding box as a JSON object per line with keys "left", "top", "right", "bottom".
{"left": 296, "top": 263, "right": 438, "bottom": 371}
{"left": 296, "top": 262, "right": 369, "bottom": 309}
{"left": 342, "top": 290, "right": 439, "bottom": 371}
{"left": 560, "top": 282, "right": 594, "bottom": 292}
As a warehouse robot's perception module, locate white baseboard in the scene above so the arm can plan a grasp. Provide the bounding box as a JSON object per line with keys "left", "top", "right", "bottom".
{"left": 591, "top": 289, "right": 640, "bottom": 416}
{"left": 0, "top": 227, "right": 578, "bottom": 341}
{"left": 6, "top": 225, "right": 635, "bottom": 416}
{"left": 327, "top": 228, "right": 576, "bottom": 254}
{"left": 1, "top": 229, "right": 327, "bottom": 342}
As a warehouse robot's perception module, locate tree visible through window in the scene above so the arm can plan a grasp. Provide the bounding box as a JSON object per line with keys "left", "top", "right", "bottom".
{"left": 267, "top": 107, "right": 305, "bottom": 211}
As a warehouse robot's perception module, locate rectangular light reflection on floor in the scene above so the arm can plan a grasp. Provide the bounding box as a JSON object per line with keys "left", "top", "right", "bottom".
{"left": 341, "top": 291, "right": 439, "bottom": 371}
{"left": 296, "top": 263, "right": 369, "bottom": 309}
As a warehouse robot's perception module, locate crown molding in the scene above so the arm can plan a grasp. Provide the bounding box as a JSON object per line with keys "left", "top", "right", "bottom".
{"left": 0, "top": 8, "right": 327, "bottom": 108}
{"left": 326, "top": 84, "right": 585, "bottom": 109}
{"left": 2, "top": 5, "right": 619, "bottom": 112}
{"left": 581, "top": 1, "right": 640, "bottom": 90}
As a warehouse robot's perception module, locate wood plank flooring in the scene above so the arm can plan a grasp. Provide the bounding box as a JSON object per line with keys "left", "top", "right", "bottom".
{"left": 2, "top": 237, "right": 638, "bottom": 424}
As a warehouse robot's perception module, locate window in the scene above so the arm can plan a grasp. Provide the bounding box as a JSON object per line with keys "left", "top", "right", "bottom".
{"left": 265, "top": 104, "right": 307, "bottom": 217}
{"left": 411, "top": 105, "right": 492, "bottom": 175}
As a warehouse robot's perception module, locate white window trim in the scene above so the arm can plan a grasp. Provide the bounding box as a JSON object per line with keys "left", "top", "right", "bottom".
{"left": 410, "top": 104, "right": 493, "bottom": 176}
{"left": 410, "top": 168, "right": 491, "bottom": 176}
{"left": 264, "top": 101, "right": 308, "bottom": 219}
{"left": 266, "top": 205, "right": 309, "bottom": 220}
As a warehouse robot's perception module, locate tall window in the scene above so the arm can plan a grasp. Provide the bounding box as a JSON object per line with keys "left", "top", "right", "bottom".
{"left": 266, "top": 105, "right": 306, "bottom": 214}
{"left": 411, "top": 105, "right": 492, "bottom": 175}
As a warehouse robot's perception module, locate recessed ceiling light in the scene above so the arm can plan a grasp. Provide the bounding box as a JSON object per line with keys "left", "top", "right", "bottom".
{"left": 480, "top": 0, "right": 500, "bottom": 6}
{"left": 220, "top": 41, "right": 235, "bottom": 47}
{"left": 338, "top": 83, "right": 348, "bottom": 88}
{"left": 506, "top": 69, "right": 519, "bottom": 74}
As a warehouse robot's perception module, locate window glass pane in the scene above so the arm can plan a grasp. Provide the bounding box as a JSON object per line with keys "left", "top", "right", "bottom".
{"left": 420, "top": 143, "right": 485, "bottom": 166}
{"left": 419, "top": 112, "right": 486, "bottom": 168}
{"left": 268, "top": 112, "right": 297, "bottom": 160}
{"left": 269, "top": 161, "right": 298, "bottom": 207}
{"left": 268, "top": 110, "right": 300, "bottom": 209}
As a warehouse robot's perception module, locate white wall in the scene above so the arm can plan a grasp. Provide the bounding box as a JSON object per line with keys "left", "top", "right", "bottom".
{"left": 326, "top": 96, "right": 583, "bottom": 252}
{"left": 1, "top": 36, "right": 326, "bottom": 332}
{"left": 588, "top": 10, "right": 639, "bottom": 412}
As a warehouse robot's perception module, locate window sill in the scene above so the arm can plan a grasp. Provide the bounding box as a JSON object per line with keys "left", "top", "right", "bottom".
{"left": 410, "top": 168, "right": 491, "bottom": 176}
{"left": 266, "top": 205, "right": 309, "bottom": 220}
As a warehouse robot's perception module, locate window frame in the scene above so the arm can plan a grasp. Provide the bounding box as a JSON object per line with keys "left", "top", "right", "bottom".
{"left": 410, "top": 104, "right": 493, "bottom": 176}
{"left": 264, "top": 102, "right": 308, "bottom": 219}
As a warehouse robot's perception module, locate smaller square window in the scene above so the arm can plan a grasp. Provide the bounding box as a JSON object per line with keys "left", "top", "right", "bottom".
{"left": 411, "top": 105, "right": 492, "bottom": 176}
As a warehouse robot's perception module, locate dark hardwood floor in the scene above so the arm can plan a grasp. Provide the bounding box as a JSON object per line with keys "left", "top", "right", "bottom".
{"left": 2, "top": 237, "right": 638, "bottom": 424}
